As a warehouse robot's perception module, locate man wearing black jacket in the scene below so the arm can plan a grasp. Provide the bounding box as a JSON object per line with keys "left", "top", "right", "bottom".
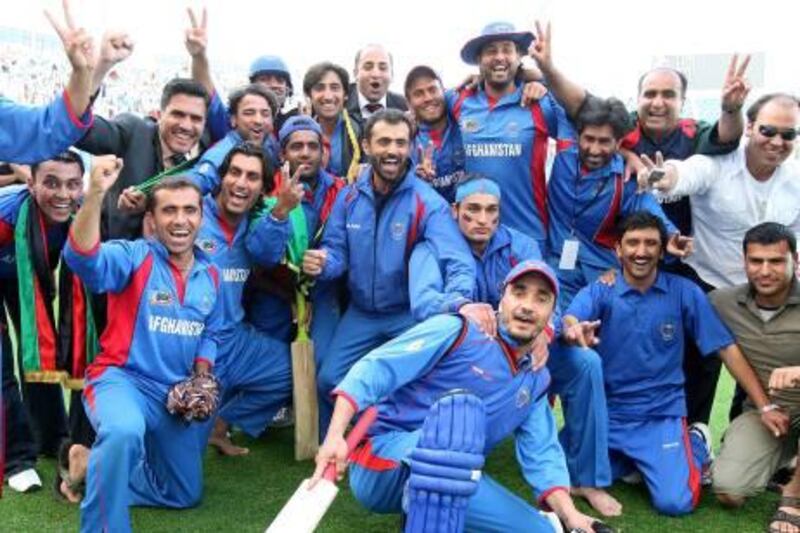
{"left": 76, "top": 78, "right": 209, "bottom": 240}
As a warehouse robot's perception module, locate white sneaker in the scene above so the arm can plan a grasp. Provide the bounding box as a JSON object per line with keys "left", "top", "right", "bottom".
{"left": 688, "top": 422, "right": 714, "bottom": 486}
{"left": 7, "top": 468, "right": 42, "bottom": 493}
{"left": 540, "top": 511, "right": 564, "bottom": 532}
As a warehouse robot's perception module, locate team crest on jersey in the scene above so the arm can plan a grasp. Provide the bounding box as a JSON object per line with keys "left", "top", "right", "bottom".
{"left": 505, "top": 121, "right": 520, "bottom": 137}
{"left": 391, "top": 222, "right": 405, "bottom": 241}
{"left": 516, "top": 386, "right": 531, "bottom": 408}
{"left": 659, "top": 321, "right": 676, "bottom": 342}
{"left": 462, "top": 118, "right": 480, "bottom": 133}
{"left": 150, "top": 290, "right": 173, "bottom": 306}
{"left": 198, "top": 239, "right": 217, "bottom": 254}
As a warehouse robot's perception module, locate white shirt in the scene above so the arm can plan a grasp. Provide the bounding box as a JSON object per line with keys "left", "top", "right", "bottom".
{"left": 663, "top": 142, "right": 800, "bottom": 288}
{"left": 357, "top": 91, "right": 387, "bottom": 120}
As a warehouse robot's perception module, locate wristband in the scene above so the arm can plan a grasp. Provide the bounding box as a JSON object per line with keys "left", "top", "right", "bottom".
{"left": 761, "top": 403, "right": 780, "bottom": 414}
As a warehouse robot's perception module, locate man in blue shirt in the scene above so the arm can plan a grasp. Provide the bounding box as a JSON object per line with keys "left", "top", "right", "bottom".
{"left": 313, "top": 260, "right": 607, "bottom": 532}
{"left": 546, "top": 95, "right": 690, "bottom": 307}
{"left": 405, "top": 66, "right": 465, "bottom": 203}
{"left": 302, "top": 109, "right": 475, "bottom": 433}
{"left": 410, "top": 176, "right": 617, "bottom": 517}
{"left": 447, "top": 22, "right": 574, "bottom": 250}
{"left": 563, "top": 212, "right": 782, "bottom": 515}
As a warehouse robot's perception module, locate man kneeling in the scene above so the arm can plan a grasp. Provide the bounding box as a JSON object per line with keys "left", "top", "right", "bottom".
{"left": 312, "top": 260, "right": 608, "bottom": 532}
{"left": 63, "top": 159, "right": 224, "bottom": 532}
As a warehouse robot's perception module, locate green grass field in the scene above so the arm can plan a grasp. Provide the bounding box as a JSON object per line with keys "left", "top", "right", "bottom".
{"left": 0, "top": 370, "right": 777, "bottom": 532}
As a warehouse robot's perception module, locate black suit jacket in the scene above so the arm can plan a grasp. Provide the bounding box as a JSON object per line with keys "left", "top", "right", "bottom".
{"left": 345, "top": 84, "right": 408, "bottom": 129}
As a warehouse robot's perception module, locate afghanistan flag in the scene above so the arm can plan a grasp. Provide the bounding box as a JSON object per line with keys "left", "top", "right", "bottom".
{"left": 14, "top": 197, "right": 98, "bottom": 389}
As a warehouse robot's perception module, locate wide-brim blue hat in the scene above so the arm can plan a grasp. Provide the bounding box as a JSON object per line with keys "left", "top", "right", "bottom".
{"left": 460, "top": 22, "right": 534, "bottom": 65}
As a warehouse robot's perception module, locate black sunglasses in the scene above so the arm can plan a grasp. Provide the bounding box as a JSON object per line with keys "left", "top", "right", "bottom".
{"left": 758, "top": 124, "right": 799, "bottom": 141}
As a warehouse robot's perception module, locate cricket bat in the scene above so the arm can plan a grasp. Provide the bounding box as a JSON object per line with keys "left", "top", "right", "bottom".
{"left": 266, "top": 406, "right": 377, "bottom": 533}
{"left": 291, "top": 291, "right": 319, "bottom": 461}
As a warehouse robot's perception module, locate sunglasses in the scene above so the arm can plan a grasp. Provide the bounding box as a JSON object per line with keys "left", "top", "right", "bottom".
{"left": 758, "top": 125, "right": 799, "bottom": 141}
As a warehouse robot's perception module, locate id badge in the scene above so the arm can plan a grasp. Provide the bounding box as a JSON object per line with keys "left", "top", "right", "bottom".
{"left": 559, "top": 239, "right": 580, "bottom": 270}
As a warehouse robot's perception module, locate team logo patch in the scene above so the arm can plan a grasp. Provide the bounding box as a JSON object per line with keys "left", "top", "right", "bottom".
{"left": 659, "top": 321, "right": 676, "bottom": 342}
{"left": 462, "top": 118, "right": 480, "bottom": 133}
{"left": 515, "top": 386, "right": 531, "bottom": 408}
{"left": 150, "top": 290, "right": 173, "bottom": 306}
{"left": 406, "top": 339, "right": 425, "bottom": 352}
{"left": 505, "top": 121, "right": 520, "bottom": 137}
{"left": 198, "top": 239, "right": 217, "bottom": 254}
{"left": 391, "top": 222, "right": 405, "bottom": 241}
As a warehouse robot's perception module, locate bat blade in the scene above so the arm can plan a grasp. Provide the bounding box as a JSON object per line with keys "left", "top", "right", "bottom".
{"left": 291, "top": 338, "right": 319, "bottom": 461}
{"left": 265, "top": 478, "right": 338, "bottom": 533}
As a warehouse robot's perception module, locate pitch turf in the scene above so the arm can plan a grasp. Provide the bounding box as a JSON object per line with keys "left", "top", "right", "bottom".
{"left": 1, "top": 370, "right": 778, "bottom": 532}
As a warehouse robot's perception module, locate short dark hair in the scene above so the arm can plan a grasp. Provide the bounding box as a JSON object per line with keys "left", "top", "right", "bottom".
{"left": 743, "top": 222, "right": 797, "bottom": 255}
{"left": 146, "top": 176, "right": 203, "bottom": 213}
{"left": 217, "top": 142, "right": 274, "bottom": 192}
{"left": 363, "top": 108, "right": 413, "bottom": 142}
{"left": 160, "top": 78, "right": 209, "bottom": 110}
{"left": 31, "top": 150, "right": 85, "bottom": 177}
{"left": 228, "top": 84, "right": 278, "bottom": 120}
{"left": 745, "top": 93, "right": 800, "bottom": 123}
{"left": 575, "top": 95, "right": 632, "bottom": 140}
{"left": 617, "top": 211, "right": 668, "bottom": 252}
{"left": 354, "top": 44, "right": 394, "bottom": 72}
{"left": 302, "top": 62, "right": 349, "bottom": 97}
{"left": 637, "top": 68, "right": 688, "bottom": 98}
{"left": 404, "top": 65, "right": 441, "bottom": 98}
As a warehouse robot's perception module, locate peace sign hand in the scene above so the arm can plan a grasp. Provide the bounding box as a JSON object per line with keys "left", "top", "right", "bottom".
{"left": 45, "top": 0, "right": 96, "bottom": 72}
{"left": 272, "top": 162, "right": 305, "bottom": 220}
{"left": 185, "top": 7, "right": 208, "bottom": 58}
{"left": 528, "top": 21, "right": 553, "bottom": 72}
{"left": 415, "top": 142, "right": 436, "bottom": 181}
{"left": 637, "top": 151, "right": 676, "bottom": 193}
{"left": 721, "top": 54, "right": 751, "bottom": 113}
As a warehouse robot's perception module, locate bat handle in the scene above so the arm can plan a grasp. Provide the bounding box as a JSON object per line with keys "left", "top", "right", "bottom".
{"left": 321, "top": 406, "right": 378, "bottom": 482}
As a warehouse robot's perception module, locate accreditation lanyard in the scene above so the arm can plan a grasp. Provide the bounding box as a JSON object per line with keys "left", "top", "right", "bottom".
{"left": 560, "top": 163, "right": 615, "bottom": 270}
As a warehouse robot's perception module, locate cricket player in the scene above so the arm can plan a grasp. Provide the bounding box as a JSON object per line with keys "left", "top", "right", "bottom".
{"left": 302, "top": 109, "right": 475, "bottom": 433}
{"left": 563, "top": 211, "right": 782, "bottom": 515}
{"left": 313, "top": 260, "right": 609, "bottom": 532}
{"left": 63, "top": 159, "right": 225, "bottom": 532}
{"left": 410, "top": 176, "right": 614, "bottom": 516}
{"left": 194, "top": 142, "right": 296, "bottom": 455}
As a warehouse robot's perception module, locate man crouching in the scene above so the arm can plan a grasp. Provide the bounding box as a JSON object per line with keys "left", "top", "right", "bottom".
{"left": 312, "top": 260, "right": 611, "bottom": 532}
{"left": 63, "top": 156, "right": 224, "bottom": 533}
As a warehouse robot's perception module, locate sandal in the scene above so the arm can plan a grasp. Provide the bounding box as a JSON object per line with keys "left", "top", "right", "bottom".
{"left": 767, "top": 496, "right": 800, "bottom": 533}
{"left": 53, "top": 440, "right": 85, "bottom": 503}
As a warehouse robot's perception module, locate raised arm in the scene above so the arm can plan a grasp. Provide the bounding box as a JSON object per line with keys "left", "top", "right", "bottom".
{"left": 528, "top": 21, "right": 587, "bottom": 118}
{"left": 717, "top": 54, "right": 751, "bottom": 144}
{"left": 185, "top": 7, "right": 214, "bottom": 97}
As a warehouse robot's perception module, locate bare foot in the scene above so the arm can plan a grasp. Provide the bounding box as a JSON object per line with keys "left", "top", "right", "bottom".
{"left": 572, "top": 486, "right": 623, "bottom": 517}
{"left": 209, "top": 419, "right": 249, "bottom": 456}
{"left": 60, "top": 444, "right": 89, "bottom": 503}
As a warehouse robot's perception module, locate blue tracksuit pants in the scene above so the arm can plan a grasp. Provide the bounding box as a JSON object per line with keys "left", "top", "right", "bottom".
{"left": 609, "top": 415, "right": 707, "bottom": 516}
{"left": 318, "top": 306, "right": 416, "bottom": 434}
{"left": 212, "top": 322, "right": 292, "bottom": 437}
{"left": 348, "top": 401, "right": 558, "bottom": 532}
{"left": 81, "top": 367, "right": 204, "bottom": 533}
{"left": 547, "top": 342, "right": 611, "bottom": 488}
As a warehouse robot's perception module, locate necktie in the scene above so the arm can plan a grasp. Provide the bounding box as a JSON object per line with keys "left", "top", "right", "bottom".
{"left": 365, "top": 103, "right": 383, "bottom": 114}
{"left": 168, "top": 153, "right": 188, "bottom": 168}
